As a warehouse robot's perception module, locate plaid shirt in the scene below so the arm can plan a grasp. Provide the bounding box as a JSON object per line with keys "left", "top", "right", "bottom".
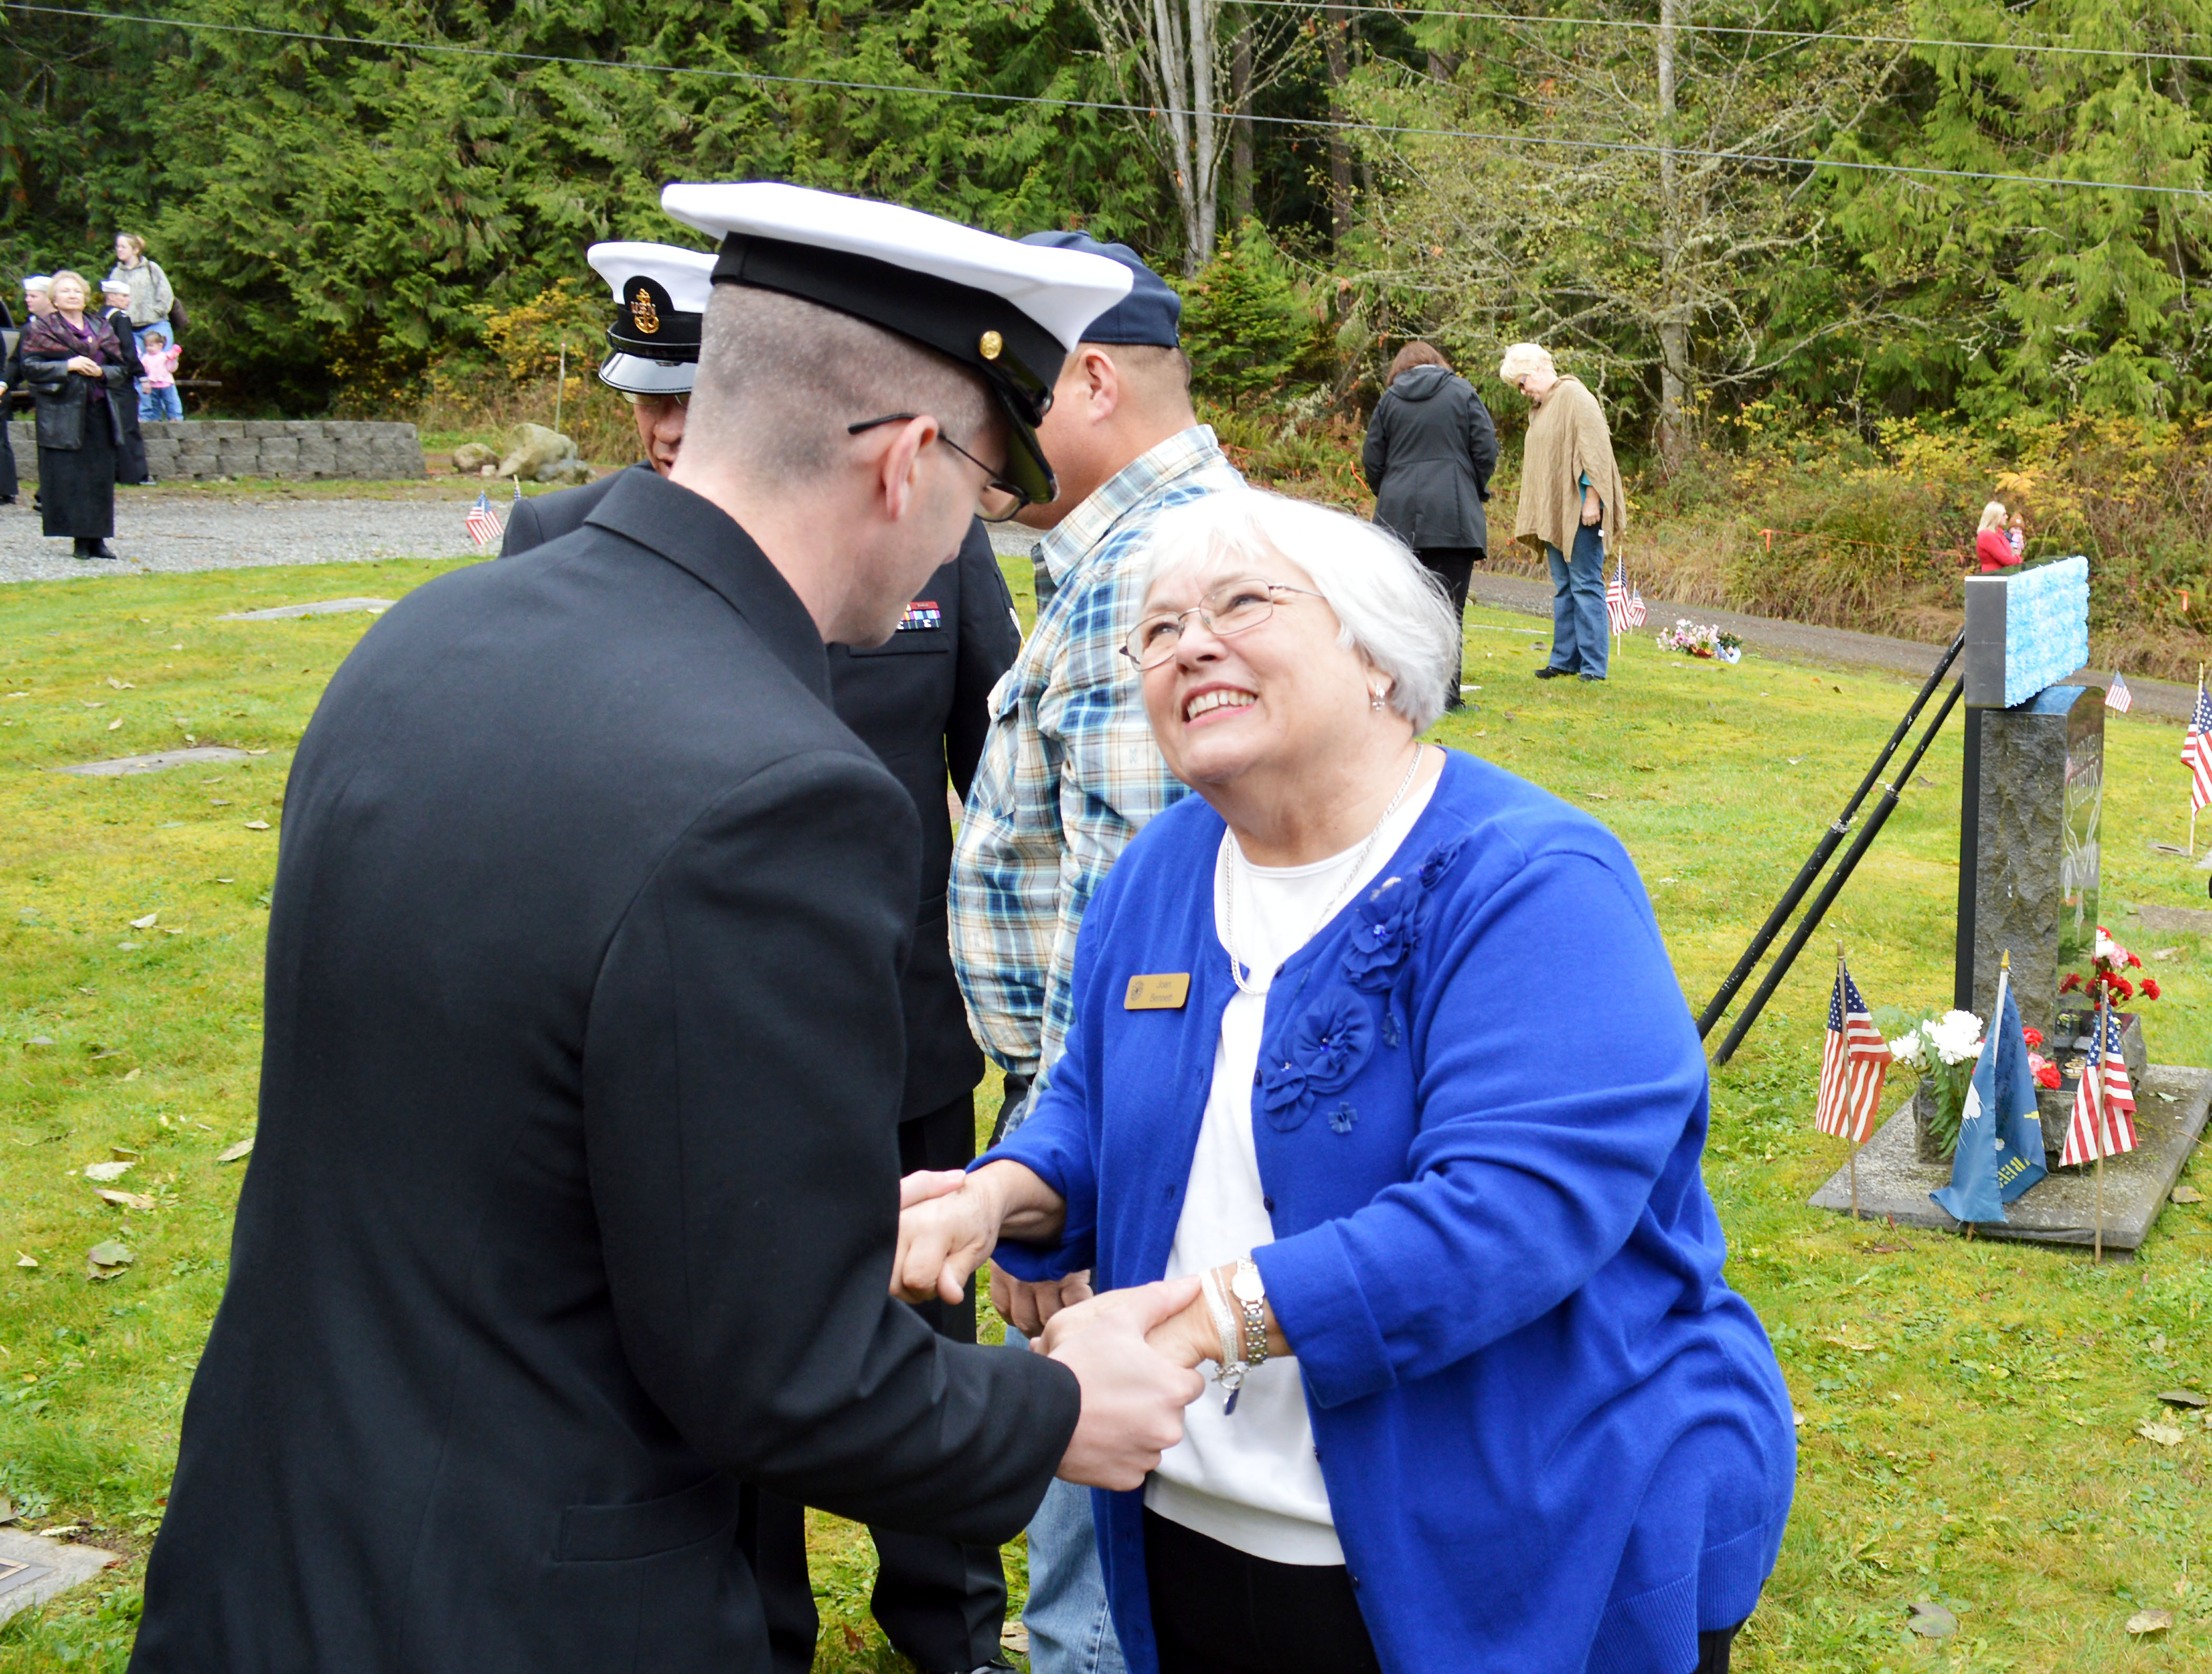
{"left": 951, "top": 425, "right": 1242, "bottom": 1094}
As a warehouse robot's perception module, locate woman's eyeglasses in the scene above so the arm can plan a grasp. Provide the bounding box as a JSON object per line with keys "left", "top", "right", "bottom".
{"left": 1121, "top": 583, "right": 1322, "bottom": 669}
{"left": 847, "top": 413, "right": 1029, "bottom": 523}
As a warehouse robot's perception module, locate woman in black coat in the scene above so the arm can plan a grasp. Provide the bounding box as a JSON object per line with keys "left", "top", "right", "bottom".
{"left": 18, "top": 270, "right": 129, "bottom": 558}
{"left": 0, "top": 294, "right": 18, "bottom": 504}
{"left": 1361, "top": 341, "right": 1498, "bottom": 708}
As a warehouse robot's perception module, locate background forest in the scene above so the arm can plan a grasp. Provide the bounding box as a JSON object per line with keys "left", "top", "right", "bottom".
{"left": 5, "top": 1, "right": 2212, "bottom": 661}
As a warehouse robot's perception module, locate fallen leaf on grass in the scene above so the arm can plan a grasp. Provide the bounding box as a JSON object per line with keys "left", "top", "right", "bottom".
{"left": 93, "top": 1188, "right": 155, "bottom": 1211}
{"left": 128, "top": 912, "right": 158, "bottom": 929}
{"left": 122, "top": 1068, "right": 141, "bottom": 1081}
{"left": 242, "top": 820, "right": 271, "bottom": 831}
{"left": 2136, "top": 1419, "right": 2185, "bottom": 1446}
{"left": 2126, "top": 1609, "right": 2174, "bottom": 1636}
{"left": 110, "top": 1147, "right": 138, "bottom": 1160}
{"left": 1907, "top": 1601, "right": 1957, "bottom": 1638}
{"left": 1001, "top": 1621, "right": 1030, "bottom": 1655}
{"left": 14, "top": 1253, "right": 36, "bottom": 1268}
{"left": 41, "top": 1525, "right": 83, "bottom": 1540}
{"left": 216, "top": 1137, "right": 254, "bottom": 1164}
{"left": 83, "top": 1160, "right": 133, "bottom": 1182}
{"left": 2153, "top": 947, "right": 2181, "bottom": 961}
{"left": 106, "top": 719, "right": 121, "bottom": 731}
{"left": 2172, "top": 1185, "right": 2203, "bottom": 1204}
{"left": 2156, "top": 1389, "right": 2209, "bottom": 1409}
{"left": 85, "top": 1240, "right": 134, "bottom": 1281}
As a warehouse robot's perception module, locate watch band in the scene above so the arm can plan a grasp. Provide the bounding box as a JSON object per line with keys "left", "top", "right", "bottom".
{"left": 1232, "top": 1256, "right": 1269, "bottom": 1368}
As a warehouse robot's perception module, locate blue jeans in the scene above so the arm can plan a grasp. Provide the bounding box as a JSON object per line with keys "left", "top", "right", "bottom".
{"left": 1008, "top": 1327, "right": 1127, "bottom": 1674}
{"left": 140, "top": 385, "right": 183, "bottom": 422}
{"left": 1545, "top": 520, "right": 1609, "bottom": 678}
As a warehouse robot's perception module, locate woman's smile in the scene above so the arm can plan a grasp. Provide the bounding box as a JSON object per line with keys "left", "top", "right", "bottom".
{"left": 1182, "top": 684, "right": 1257, "bottom": 724}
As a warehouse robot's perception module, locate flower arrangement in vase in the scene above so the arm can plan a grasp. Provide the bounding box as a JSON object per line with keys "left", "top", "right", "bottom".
{"left": 1885, "top": 1008, "right": 2060, "bottom": 1157}
{"left": 2059, "top": 925, "right": 2161, "bottom": 1010}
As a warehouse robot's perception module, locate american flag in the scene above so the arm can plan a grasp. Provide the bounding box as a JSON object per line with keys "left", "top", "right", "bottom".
{"left": 1815, "top": 962, "right": 1889, "bottom": 1144}
{"left": 2059, "top": 1006, "right": 2137, "bottom": 1166}
{"left": 2104, "top": 673, "right": 2132, "bottom": 713}
{"left": 1606, "top": 558, "right": 1632, "bottom": 636}
{"left": 1626, "top": 583, "right": 1647, "bottom": 628}
{"left": 2186, "top": 681, "right": 2212, "bottom": 811}
{"left": 465, "top": 491, "right": 504, "bottom": 549}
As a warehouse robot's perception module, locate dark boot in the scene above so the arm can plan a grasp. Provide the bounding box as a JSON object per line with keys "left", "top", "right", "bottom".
{"left": 74, "top": 539, "right": 117, "bottom": 560}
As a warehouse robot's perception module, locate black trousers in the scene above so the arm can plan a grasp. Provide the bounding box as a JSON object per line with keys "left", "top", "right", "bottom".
{"left": 39, "top": 407, "right": 117, "bottom": 539}
{"left": 740, "top": 1090, "right": 1008, "bottom": 1674}
{"left": 1415, "top": 546, "right": 1481, "bottom": 710}
{"left": 1145, "top": 1509, "right": 1744, "bottom": 1674}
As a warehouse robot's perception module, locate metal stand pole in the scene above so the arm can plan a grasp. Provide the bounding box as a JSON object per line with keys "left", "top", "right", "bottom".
{"left": 1700, "top": 633, "right": 1964, "bottom": 1038}
{"left": 1715, "top": 681, "right": 1963, "bottom": 1065}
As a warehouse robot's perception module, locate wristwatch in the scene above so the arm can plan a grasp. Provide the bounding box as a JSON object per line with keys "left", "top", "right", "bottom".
{"left": 1231, "top": 1257, "right": 1269, "bottom": 1371}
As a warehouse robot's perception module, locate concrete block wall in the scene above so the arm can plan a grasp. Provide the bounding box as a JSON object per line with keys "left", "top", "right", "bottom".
{"left": 6, "top": 420, "right": 426, "bottom": 483}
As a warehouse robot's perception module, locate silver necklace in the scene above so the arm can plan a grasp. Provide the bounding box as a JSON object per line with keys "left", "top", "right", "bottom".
{"left": 1219, "top": 744, "right": 1427, "bottom": 996}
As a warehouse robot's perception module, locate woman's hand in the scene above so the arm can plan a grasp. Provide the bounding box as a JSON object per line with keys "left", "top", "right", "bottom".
{"left": 990, "top": 1264, "right": 1093, "bottom": 1338}
{"left": 1579, "top": 486, "right": 1602, "bottom": 527}
{"left": 66, "top": 356, "right": 102, "bottom": 377}
{"left": 893, "top": 1169, "right": 1003, "bottom": 1306}
{"left": 892, "top": 1158, "right": 1067, "bottom": 1307}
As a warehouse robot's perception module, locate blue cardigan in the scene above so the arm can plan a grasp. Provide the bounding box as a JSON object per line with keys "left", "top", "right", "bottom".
{"left": 984, "top": 751, "right": 1794, "bottom": 1674}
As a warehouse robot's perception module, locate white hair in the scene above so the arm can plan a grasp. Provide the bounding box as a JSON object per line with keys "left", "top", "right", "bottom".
{"left": 1497, "top": 341, "right": 1555, "bottom": 383}
{"left": 1139, "top": 488, "right": 1460, "bottom": 731}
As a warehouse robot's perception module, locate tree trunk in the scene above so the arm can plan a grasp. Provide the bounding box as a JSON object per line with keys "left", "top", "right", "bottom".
{"left": 1654, "top": 0, "right": 1691, "bottom": 474}
{"left": 1188, "top": 0, "right": 1218, "bottom": 261}
{"left": 1323, "top": 4, "right": 1354, "bottom": 248}
{"left": 1231, "top": 24, "right": 1254, "bottom": 228}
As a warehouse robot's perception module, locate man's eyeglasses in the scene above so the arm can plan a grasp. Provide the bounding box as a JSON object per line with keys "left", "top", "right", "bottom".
{"left": 624, "top": 391, "right": 690, "bottom": 409}
{"left": 847, "top": 413, "right": 1029, "bottom": 523}
{"left": 1121, "top": 582, "right": 1322, "bottom": 669}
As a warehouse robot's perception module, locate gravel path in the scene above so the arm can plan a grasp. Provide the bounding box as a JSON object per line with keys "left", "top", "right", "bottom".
{"left": 0, "top": 492, "right": 479, "bottom": 583}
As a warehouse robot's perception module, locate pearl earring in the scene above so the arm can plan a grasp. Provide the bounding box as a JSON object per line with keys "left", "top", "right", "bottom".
{"left": 1370, "top": 687, "right": 1387, "bottom": 711}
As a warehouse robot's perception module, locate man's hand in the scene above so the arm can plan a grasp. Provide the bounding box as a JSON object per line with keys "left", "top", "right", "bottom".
{"left": 1040, "top": 1279, "right": 1220, "bottom": 1373}
{"left": 990, "top": 1264, "right": 1093, "bottom": 1338}
{"left": 892, "top": 1169, "right": 1000, "bottom": 1306}
{"left": 1048, "top": 1277, "right": 1206, "bottom": 1489}
{"left": 1579, "top": 487, "right": 1602, "bottom": 527}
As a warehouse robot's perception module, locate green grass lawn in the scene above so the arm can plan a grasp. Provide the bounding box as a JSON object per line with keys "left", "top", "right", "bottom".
{"left": 2, "top": 557, "right": 2208, "bottom": 1672}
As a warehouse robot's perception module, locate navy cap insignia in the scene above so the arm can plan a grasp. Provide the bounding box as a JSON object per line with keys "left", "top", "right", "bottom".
{"left": 629, "top": 281, "right": 667, "bottom": 336}
{"left": 979, "top": 329, "right": 1003, "bottom": 360}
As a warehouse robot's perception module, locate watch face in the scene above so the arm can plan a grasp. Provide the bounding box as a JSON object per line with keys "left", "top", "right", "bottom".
{"left": 1231, "top": 1267, "right": 1264, "bottom": 1304}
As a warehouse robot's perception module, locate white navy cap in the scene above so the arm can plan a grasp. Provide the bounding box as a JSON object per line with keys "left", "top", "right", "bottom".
{"left": 659, "top": 181, "right": 1135, "bottom": 506}
{"left": 588, "top": 241, "right": 715, "bottom": 396}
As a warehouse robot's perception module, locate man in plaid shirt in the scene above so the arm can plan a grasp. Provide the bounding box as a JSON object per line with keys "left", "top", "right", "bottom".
{"left": 949, "top": 232, "right": 1239, "bottom": 1674}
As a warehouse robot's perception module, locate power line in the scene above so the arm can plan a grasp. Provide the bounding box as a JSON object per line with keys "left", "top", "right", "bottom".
{"left": 7, "top": 3, "right": 2207, "bottom": 202}
{"left": 1241, "top": 0, "right": 2212, "bottom": 70}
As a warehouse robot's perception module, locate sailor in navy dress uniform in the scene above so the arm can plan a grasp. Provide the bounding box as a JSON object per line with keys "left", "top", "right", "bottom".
{"left": 502, "top": 232, "right": 1029, "bottom": 1674}
{"left": 126, "top": 185, "right": 1161, "bottom": 1674}
{"left": 500, "top": 241, "right": 713, "bottom": 552}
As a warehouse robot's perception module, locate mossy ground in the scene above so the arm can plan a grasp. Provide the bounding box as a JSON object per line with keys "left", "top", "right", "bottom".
{"left": 2, "top": 557, "right": 2207, "bottom": 1671}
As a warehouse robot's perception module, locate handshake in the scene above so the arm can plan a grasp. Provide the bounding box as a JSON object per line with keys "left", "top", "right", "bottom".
{"left": 895, "top": 1163, "right": 1221, "bottom": 1491}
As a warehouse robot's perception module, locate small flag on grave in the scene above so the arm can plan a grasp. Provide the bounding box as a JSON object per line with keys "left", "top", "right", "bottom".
{"left": 2060, "top": 1005, "right": 2137, "bottom": 1167}
{"left": 465, "top": 491, "right": 504, "bottom": 549}
{"left": 2105, "top": 673, "right": 2132, "bottom": 714}
{"left": 1626, "top": 582, "right": 1647, "bottom": 628}
{"left": 1930, "top": 956, "right": 2048, "bottom": 1225}
{"left": 1606, "top": 558, "right": 1632, "bottom": 637}
{"left": 1815, "top": 959, "right": 1889, "bottom": 1146}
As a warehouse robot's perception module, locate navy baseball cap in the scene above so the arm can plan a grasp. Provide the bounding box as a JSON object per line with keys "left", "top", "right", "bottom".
{"left": 1019, "top": 231, "right": 1181, "bottom": 347}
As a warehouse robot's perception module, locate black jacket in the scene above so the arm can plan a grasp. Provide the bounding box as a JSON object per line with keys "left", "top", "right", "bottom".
{"left": 505, "top": 469, "right": 1021, "bottom": 1118}
{"left": 1361, "top": 364, "right": 1499, "bottom": 553}
{"left": 18, "top": 340, "right": 130, "bottom": 451}
{"left": 129, "top": 468, "right": 1078, "bottom": 1674}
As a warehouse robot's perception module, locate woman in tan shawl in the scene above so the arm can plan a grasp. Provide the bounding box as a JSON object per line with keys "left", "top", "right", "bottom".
{"left": 1499, "top": 343, "right": 1627, "bottom": 681}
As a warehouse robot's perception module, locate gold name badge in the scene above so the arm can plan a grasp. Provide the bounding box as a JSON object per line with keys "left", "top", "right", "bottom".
{"left": 1124, "top": 972, "right": 1191, "bottom": 1010}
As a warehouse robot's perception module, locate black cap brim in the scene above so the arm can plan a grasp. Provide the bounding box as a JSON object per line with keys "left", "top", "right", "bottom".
{"left": 710, "top": 232, "right": 1066, "bottom": 505}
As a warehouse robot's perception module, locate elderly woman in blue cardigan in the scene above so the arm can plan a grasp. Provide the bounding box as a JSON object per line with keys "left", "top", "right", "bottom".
{"left": 896, "top": 488, "right": 1794, "bottom": 1674}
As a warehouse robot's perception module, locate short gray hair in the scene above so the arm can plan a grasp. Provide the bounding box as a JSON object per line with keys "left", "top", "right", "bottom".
{"left": 1497, "top": 341, "right": 1555, "bottom": 383}
{"left": 686, "top": 285, "right": 996, "bottom": 482}
{"left": 1140, "top": 488, "right": 1459, "bottom": 731}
